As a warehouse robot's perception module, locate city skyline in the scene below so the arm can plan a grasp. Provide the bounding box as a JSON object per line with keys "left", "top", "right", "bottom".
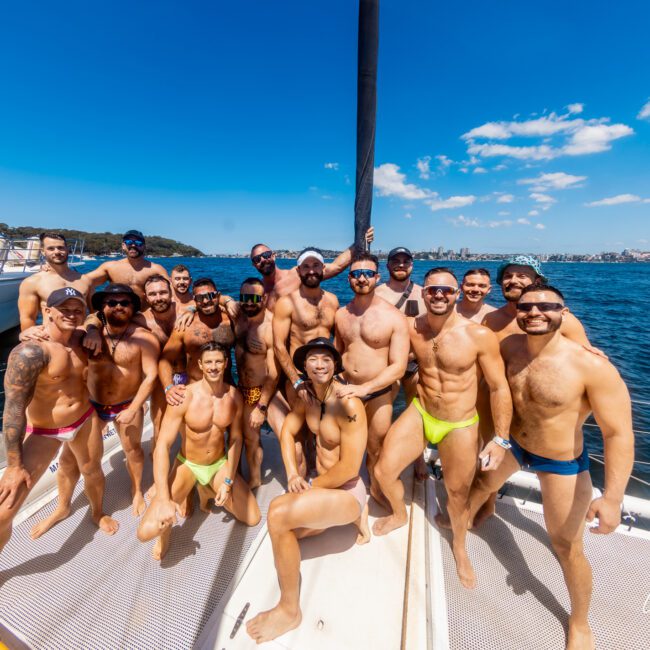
{"left": 0, "top": 1, "right": 648, "bottom": 254}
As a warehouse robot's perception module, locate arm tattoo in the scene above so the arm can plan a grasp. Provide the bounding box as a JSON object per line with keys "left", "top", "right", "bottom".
{"left": 347, "top": 414, "right": 357, "bottom": 422}
{"left": 2, "top": 344, "right": 49, "bottom": 465}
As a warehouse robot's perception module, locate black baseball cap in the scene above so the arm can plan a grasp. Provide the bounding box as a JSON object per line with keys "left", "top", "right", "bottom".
{"left": 91, "top": 283, "right": 142, "bottom": 313}
{"left": 46, "top": 287, "right": 87, "bottom": 309}
{"left": 387, "top": 247, "right": 413, "bottom": 261}
{"left": 123, "top": 230, "right": 145, "bottom": 242}
{"left": 293, "top": 337, "right": 343, "bottom": 375}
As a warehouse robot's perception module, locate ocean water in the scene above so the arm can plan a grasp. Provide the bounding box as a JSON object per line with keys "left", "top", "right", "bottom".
{"left": 2, "top": 258, "right": 649, "bottom": 497}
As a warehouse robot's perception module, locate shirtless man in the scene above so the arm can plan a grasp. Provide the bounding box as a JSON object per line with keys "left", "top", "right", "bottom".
{"left": 374, "top": 246, "right": 424, "bottom": 405}
{"left": 169, "top": 264, "right": 194, "bottom": 310}
{"left": 246, "top": 338, "right": 369, "bottom": 644}
{"left": 272, "top": 248, "right": 340, "bottom": 406}
{"left": 475, "top": 255, "right": 595, "bottom": 526}
{"left": 84, "top": 230, "right": 169, "bottom": 306}
{"left": 0, "top": 288, "right": 117, "bottom": 553}
{"left": 87, "top": 284, "right": 159, "bottom": 516}
{"left": 455, "top": 268, "right": 496, "bottom": 323}
{"left": 234, "top": 277, "right": 285, "bottom": 488}
{"left": 467, "top": 285, "right": 633, "bottom": 650}
{"left": 160, "top": 277, "right": 236, "bottom": 407}
{"left": 334, "top": 252, "right": 409, "bottom": 499}
{"left": 18, "top": 232, "right": 93, "bottom": 329}
{"left": 137, "top": 342, "right": 260, "bottom": 561}
{"left": 373, "top": 268, "right": 513, "bottom": 589}
{"left": 250, "top": 227, "right": 374, "bottom": 310}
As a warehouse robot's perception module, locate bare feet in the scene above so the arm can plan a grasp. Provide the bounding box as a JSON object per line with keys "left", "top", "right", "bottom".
{"left": 246, "top": 605, "right": 302, "bottom": 643}
{"left": 471, "top": 497, "right": 496, "bottom": 529}
{"left": 452, "top": 545, "right": 477, "bottom": 589}
{"left": 372, "top": 513, "right": 408, "bottom": 536}
{"left": 132, "top": 492, "right": 146, "bottom": 517}
{"left": 30, "top": 507, "right": 70, "bottom": 540}
{"left": 95, "top": 514, "right": 119, "bottom": 535}
{"left": 355, "top": 504, "right": 371, "bottom": 545}
{"left": 369, "top": 484, "right": 390, "bottom": 510}
{"left": 414, "top": 455, "right": 429, "bottom": 481}
{"left": 567, "top": 622, "right": 595, "bottom": 650}
{"left": 152, "top": 534, "right": 170, "bottom": 561}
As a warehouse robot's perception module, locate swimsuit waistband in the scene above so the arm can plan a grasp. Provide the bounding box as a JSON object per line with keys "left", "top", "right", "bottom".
{"left": 26, "top": 405, "right": 95, "bottom": 436}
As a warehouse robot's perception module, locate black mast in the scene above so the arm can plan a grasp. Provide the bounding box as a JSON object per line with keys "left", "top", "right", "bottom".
{"left": 354, "top": 0, "right": 379, "bottom": 251}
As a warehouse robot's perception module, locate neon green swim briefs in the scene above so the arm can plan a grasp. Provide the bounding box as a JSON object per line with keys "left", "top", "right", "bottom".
{"left": 177, "top": 453, "right": 227, "bottom": 486}
{"left": 412, "top": 398, "right": 479, "bottom": 445}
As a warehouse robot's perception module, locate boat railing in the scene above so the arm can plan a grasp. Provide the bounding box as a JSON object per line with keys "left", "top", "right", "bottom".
{"left": 0, "top": 236, "right": 86, "bottom": 274}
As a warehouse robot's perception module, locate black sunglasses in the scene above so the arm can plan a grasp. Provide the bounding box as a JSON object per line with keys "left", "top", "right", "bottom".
{"left": 123, "top": 238, "right": 144, "bottom": 247}
{"left": 349, "top": 269, "right": 378, "bottom": 280}
{"left": 105, "top": 299, "right": 133, "bottom": 308}
{"left": 517, "top": 302, "right": 564, "bottom": 312}
{"left": 252, "top": 250, "right": 273, "bottom": 264}
{"left": 423, "top": 285, "right": 457, "bottom": 296}
{"left": 195, "top": 291, "right": 220, "bottom": 303}
{"left": 240, "top": 293, "right": 263, "bottom": 304}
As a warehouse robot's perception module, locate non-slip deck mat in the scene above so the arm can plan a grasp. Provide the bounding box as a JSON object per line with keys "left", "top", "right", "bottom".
{"left": 0, "top": 429, "right": 284, "bottom": 649}
{"left": 437, "top": 491, "right": 650, "bottom": 650}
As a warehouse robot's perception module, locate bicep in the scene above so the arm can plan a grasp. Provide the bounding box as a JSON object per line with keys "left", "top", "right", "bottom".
{"left": 3, "top": 345, "right": 48, "bottom": 404}
{"left": 281, "top": 408, "right": 305, "bottom": 439}
{"left": 561, "top": 313, "right": 589, "bottom": 346}
{"left": 339, "top": 403, "right": 368, "bottom": 462}
{"left": 587, "top": 365, "right": 632, "bottom": 436}
{"left": 158, "top": 406, "right": 184, "bottom": 446}
{"left": 388, "top": 318, "right": 410, "bottom": 364}
{"left": 161, "top": 331, "right": 183, "bottom": 360}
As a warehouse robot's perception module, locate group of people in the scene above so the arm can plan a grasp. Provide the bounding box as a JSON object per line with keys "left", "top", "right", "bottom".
{"left": 0, "top": 229, "right": 634, "bottom": 649}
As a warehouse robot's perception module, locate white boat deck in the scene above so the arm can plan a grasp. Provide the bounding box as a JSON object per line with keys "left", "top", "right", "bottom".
{"left": 1, "top": 425, "right": 649, "bottom": 649}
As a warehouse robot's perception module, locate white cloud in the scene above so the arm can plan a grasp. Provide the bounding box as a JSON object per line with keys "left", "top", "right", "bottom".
{"left": 436, "top": 154, "right": 453, "bottom": 169}
{"left": 585, "top": 193, "right": 642, "bottom": 207}
{"left": 528, "top": 209, "right": 540, "bottom": 216}
{"left": 321, "top": 195, "right": 333, "bottom": 200}
{"left": 324, "top": 162, "right": 339, "bottom": 170}
{"left": 416, "top": 156, "right": 431, "bottom": 179}
{"left": 517, "top": 218, "right": 531, "bottom": 225}
{"left": 426, "top": 195, "right": 476, "bottom": 212}
{"left": 494, "top": 163, "right": 507, "bottom": 171}
{"left": 473, "top": 166, "right": 487, "bottom": 174}
{"left": 638, "top": 99, "right": 650, "bottom": 121}
{"left": 496, "top": 193, "right": 514, "bottom": 204}
{"left": 462, "top": 108, "right": 633, "bottom": 161}
{"left": 534, "top": 223, "right": 546, "bottom": 230}
{"left": 498, "top": 210, "right": 510, "bottom": 216}
{"left": 458, "top": 167, "right": 469, "bottom": 174}
{"left": 374, "top": 163, "right": 434, "bottom": 200}
{"left": 563, "top": 124, "right": 633, "bottom": 155}
{"left": 449, "top": 215, "right": 481, "bottom": 228}
{"left": 530, "top": 192, "right": 557, "bottom": 204}
{"left": 487, "top": 220, "right": 513, "bottom": 228}
{"left": 404, "top": 212, "right": 413, "bottom": 219}
{"left": 518, "top": 171, "right": 586, "bottom": 191}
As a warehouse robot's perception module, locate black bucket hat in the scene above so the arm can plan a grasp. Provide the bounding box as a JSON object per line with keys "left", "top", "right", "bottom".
{"left": 293, "top": 337, "right": 343, "bottom": 375}
{"left": 91, "top": 283, "right": 142, "bottom": 313}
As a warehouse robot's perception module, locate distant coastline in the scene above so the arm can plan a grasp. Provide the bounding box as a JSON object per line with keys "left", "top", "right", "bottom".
{"left": 0, "top": 224, "right": 204, "bottom": 257}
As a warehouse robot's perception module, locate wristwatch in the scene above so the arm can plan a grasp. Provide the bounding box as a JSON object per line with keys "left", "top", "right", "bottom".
{"left": 492, "top": 435, "right": 512, "bottom": 450}
{"left": 257, "top": 403, "right": 268, "bottom": 413}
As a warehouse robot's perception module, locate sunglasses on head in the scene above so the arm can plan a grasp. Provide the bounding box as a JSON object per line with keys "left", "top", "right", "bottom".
{"left": 252, "top": 250, "right": 273, "bottom": 264}
{"left": 195, "top": 291, "right": 219, "bottom": 303}
{"left": 349, "top": 269, "right": 378, "bottom": 280}
{"left": 123, "top": 238, "right": 144, "bottom": 247}
{"left": 423, "top": 285, "right": 457, "bottom": 296}
{"left": 105, "top": 299, "right": 133, "bottom": 308}
{"left": 240, "top": 293, "right": 263, "bottom": 304}
{"left": 517, "top": 302, "right": 564, "bottom": 312}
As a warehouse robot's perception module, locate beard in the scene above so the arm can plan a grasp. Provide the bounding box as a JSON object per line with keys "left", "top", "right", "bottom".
{"left": 151, "top": 300, "right": 171, "bottom": 313}
{"left": 258, "top": 260, "right": 276, "bottom": 276}
{"left": 352, "top": 284, "right": 373, "bottom": 295}
{"left": 242, "top": 304, "right": 263, "bottom": 317}
{"left": 300, "top": 271, "right": 324, "bottom": 288}
{"left": 518, "top": 318, "right": 561, "bottom": 335}
{"left": 47, "top": 254, "right": 68, "bottom": 266}
{"left": 104, "top": 310, "right": 132, "bottom": 327}
{"left": 388, "top": 267, "right": 410, "bottom": 281}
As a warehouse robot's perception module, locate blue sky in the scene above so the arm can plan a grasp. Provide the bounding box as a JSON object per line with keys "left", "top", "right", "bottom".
{"left": 1, "top": 0, "right": 649, "bottom": 255}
